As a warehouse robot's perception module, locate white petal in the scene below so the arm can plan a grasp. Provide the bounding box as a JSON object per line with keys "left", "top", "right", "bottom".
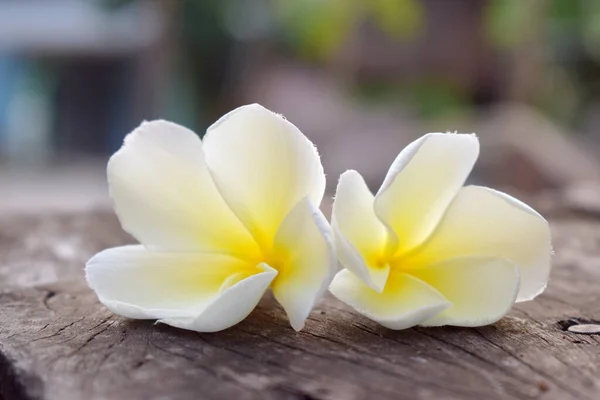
{"left": 374, "top": 133, "right": 479, "bottom": 256}
{"left": 86, "top": 245, "right": 276, "bottom": 332}
{"left": 405, "top": 186, "right": 551, "bottom": 302}
{"left": 329, "top": 269, "right": 450, "bottom": 330}
{"left": 332, "top": 170, "right": 393, "bottom": 292}
{"left": 271, "top": 198, "right": 337, "bottom": 331}
{"left": 108, "top": 120, "right": 260, "bottom": 258}
{"left": 203, "top": 104, "right": 326, "bottom": 249}
{"left": 409, "top": 257, "right": 520, "bottom": 327}
{"left": 160, "top": 262, "right": 277, "bottom": 333}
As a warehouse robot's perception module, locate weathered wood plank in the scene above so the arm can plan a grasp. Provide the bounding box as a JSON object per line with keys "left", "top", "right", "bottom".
{"left": 0, "top": 212, "right": 599, "bottom": 400}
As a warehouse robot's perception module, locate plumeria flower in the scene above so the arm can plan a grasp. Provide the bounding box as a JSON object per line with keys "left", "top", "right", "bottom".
{"left": 330, "top": 133, "right": 551, "bottom": 329}
{"left": 86, "top": 104, "right": 336, "bottom": 332}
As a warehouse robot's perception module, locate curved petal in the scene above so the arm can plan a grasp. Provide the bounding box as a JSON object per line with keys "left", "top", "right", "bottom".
{"left": 405, "top": 186, "right": 551, "bottom": 302}
{"left": 86, "top": 245, "right": 276, "bottom": 332}
{"left": 202, "top": 104, "right": 326, "bottom": 250}
{"left": 332, "top": 170, "right": 394, "bottom": 292}
{"left": 271, "top": 198, "right": 337, "bottom": 331}
{"left": 408, "top": 257, "right": 520, "bottom": 327}
{"left": 159, "top": 262, "right": 277, "bottom": 333}
{"left": 374, "top": 133, "right": 479, "bottom": 256}
{"left": 108, "top": 120, "right": 260, "bottom": 259}
{"left": 329, "top": 269, "right": 450, "bottom": 330}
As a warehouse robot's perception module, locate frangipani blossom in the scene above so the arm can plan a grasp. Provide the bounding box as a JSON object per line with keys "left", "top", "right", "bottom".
{"left": 86, "top": 104, "right": 336, "bottom": 332}
{"left": 330, "top": 133, "right": 551, "bottom": 329}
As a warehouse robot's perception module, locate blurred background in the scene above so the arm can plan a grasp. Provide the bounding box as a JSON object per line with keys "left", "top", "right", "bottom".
{"left": 2, "top": 0, "right": 600, "bottom": 215}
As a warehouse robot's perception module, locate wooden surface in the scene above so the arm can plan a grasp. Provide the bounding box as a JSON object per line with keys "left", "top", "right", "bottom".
{"left": 0, "top": 212, "right": 599, "bottom": 400}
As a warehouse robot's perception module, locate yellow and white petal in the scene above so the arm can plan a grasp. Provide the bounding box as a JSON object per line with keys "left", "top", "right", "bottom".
{"left": 86, "top": 245, "right": 276, "bottom": 332}
{"left": 329, "top": 269, "right": 450, "bottom": 330}
{"left": 374, "top": 133, "right": 479, "bottom": 256}
{"left": 202, "top": 104, "right": 326, "bottom": 250}
{"left": 405, "top": 186, "right": 551, "bottom": 302}
{"left": 409, "top": 257, "right": 520, "bottom": 327}
{"left": 271, "top": 198, "right": 337, "bottom": 331}
{"left": 108, "top": 120, "right": 260, "bottom": 259}
{"left": 332, "top": 170, "right": 394, "bottom": 292}
{"left": 160, "top": 262, "right": 277, "bottom": 333}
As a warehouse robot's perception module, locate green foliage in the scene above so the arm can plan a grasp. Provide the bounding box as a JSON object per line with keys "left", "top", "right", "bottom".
{"left": 547, "top": 0, "right": 581, "bottom": 26}
{"left": 582, "top": 1, "right": 600, "bottom": 61}
{"left": 352, "top": 78, "right": 468, "bottom": 119}
{"left": 368, "top": 0, "right": 423, "bottom": 39}
{"left": 273, "top": 0, "right": 358, "bottom": 60}
{"left": 273, "top": 0, "right": 423, "bottom": 61}
{"left": 404, "top": 80, "right": 469, "bottom": 118}
{"left": 483, "top": 0, "right": 532, "bottom": 48}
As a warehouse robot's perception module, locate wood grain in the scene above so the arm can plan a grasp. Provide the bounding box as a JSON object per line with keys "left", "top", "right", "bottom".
{"left": 0, "top": 212, "right": 598, "bottom": 400}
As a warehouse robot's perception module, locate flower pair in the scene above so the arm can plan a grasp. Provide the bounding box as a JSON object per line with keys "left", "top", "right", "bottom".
{"left": 86, "top": 104, "right": 551, "bottom": 333}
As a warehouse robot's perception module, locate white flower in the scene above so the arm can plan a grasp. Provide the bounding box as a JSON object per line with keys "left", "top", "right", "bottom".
{"left": 86, "top": 104, "right": 336, "bottom": 332}
{"left": 330, "top": 133, "right": 551, "bottom": 329}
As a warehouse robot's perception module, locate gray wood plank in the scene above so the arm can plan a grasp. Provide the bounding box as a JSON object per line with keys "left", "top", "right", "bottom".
{"left": 0, "top": 212, "right": 599, "bottom": 400}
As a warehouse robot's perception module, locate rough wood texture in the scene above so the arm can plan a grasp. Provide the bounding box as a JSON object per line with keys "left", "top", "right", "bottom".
{"left": 0, "top": 212, "right": 599, "bottom": 400}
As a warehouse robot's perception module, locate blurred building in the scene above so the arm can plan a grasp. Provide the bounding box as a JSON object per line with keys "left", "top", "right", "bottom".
{"left": 0, "top": 0, "right": 167, "bottom": 163}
